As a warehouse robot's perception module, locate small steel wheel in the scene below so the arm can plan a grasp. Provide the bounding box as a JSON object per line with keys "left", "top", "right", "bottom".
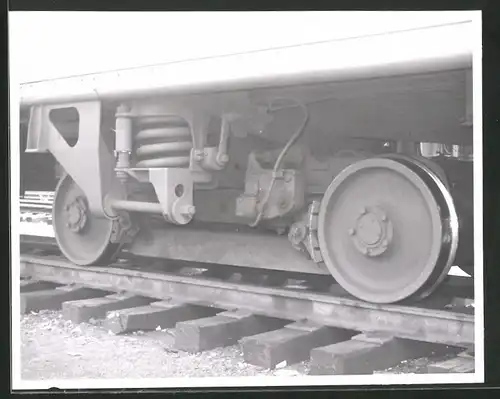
{"left": 53, "top": 173, "right": 121, "bottom": 266}
{"left": 318, "top": 157, "right": 458, "bottom": 303}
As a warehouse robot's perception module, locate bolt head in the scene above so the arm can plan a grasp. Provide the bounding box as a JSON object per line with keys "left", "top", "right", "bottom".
{"left": 181, "top": 205, "right": 196, "bottom": 216}
{"left": 194, "top": 151, "right": 204, "bottom": 162}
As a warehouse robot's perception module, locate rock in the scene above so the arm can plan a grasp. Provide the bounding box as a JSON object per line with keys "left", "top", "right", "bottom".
{"left": 275, "top": 360, "right": 287, "bottom": 369}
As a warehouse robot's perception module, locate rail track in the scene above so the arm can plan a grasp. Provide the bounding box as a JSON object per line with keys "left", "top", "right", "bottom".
{"left": 19, "top": 191, "right": 54, "bottom": 213}
{"left": 18, "top": 236, "right": 476, "bottom": 375}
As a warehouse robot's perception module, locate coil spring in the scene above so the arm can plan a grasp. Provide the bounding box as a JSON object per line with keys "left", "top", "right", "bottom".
{"left": 135, "top": 116, "right": 193, "bottom": 168}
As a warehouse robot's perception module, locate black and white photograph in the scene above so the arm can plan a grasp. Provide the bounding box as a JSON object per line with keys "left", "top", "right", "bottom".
{"left": 9, "top": 10, "right": 483, "bottom": 389}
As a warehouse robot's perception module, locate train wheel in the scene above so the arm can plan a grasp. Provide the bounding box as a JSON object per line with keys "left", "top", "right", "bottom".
{"left": 317, "top": 157, "right": 459, "bottom": 303}
{"left": 53, "top": 173, "right": 120, "bottom": 266}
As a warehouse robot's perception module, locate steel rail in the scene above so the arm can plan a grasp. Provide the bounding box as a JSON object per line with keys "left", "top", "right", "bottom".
{"left": 19, "top": 203, "right": 53, "bottom": 211}
{"left": 19, "top": 254, "right": 474, "bottom": 347}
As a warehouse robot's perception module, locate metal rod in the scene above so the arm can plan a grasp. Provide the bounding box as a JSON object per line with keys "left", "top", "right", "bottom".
{"left": 109, "top": 199, "right": 163, "bottom": 214}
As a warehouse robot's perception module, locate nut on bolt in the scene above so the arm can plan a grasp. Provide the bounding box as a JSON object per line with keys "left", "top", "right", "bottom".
{"left": 180, "top": 205, "right": 196, "bottom": 216}
{"left": 217, "top": 153, "right": 229, "bottom": 165}
{"left": 288, "top": 223, "right": 306, "bottom": 245}
{"left": 193, "top": 150, "right": 204, "bottom": 162}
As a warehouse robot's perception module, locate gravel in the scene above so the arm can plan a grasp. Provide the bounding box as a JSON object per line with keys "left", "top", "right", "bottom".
{"left": 19, "top": 310, "right": 456, "bottom": 381}
{"left": 20, "top": 310, "right": 310, "bottom": 380}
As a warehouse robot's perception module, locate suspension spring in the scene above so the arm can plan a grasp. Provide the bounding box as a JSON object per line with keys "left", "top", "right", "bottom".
{"left": 134, "top": 115, "right": 193, "bottom": 168}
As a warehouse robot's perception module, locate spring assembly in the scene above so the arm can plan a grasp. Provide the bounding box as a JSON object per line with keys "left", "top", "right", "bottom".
{"left": 134, "top": 115, "right": 193, "bottom": 168}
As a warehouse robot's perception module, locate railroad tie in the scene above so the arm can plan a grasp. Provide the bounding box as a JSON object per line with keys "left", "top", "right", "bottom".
{"left": 309, "top": 331, "right": 458, "bottom": 375}
{"left": 175, "top": 309, "right": 289, "bottom": 353}
{"left": 104, "top": 299, "right": 222, "bottom": 335}
{"left": 20, "top": 279, "right": 61, "bottom": 293}
{"left": 20, "top": 284, "right": 110, "bottom": 314}
{"left": 240, "top": 320, "right": 354, "bottom": 370}
{"left": 427, "top": 348, "right": 475, "bottom": 373}
{"left": 62, "top": 293, "right": 155, "bottom": 324}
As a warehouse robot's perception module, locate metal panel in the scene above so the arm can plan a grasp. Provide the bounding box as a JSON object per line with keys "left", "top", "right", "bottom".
{"left": 13, "top": 12, "right": 475, "bottom": 84}
{"left": 19, "top": 22, "right": 473, "bottom": 106}
{"left": 128, "top": 224, "right": 329, "bottom": 275}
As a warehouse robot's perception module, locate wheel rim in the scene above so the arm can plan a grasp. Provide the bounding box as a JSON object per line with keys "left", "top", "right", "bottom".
{"left": 53, "top": 173, "right": 119, "bottom": 266}
{"left": 318, "top": 157, "right": 458, "bottom": 303}
{"left": 385, "top": 155, "right": 459, "bottom": 300}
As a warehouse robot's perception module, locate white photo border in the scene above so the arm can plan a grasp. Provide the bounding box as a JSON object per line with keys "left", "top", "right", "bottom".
{"left": 9, "top": 10, "right": 484, "bottom": 390}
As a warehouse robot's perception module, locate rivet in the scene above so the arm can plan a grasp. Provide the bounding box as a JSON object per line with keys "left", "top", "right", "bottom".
{"left": 360, "top": 206, "right": 367, "bottom": 215}
{"left": 348, "top": 228, "right": 355, "bottom": 235}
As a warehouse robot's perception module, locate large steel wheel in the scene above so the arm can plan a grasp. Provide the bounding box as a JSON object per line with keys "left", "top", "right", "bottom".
{"left": 318, "top": 156, "right": 459, "bottom": 303}
{"left": 53, "top": 173, "right": 121, "bottom": 266}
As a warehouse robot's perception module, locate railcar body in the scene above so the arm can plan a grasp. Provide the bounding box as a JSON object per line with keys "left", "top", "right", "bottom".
{"left": 18, "top": 18, "right": 475, "bottom": 304}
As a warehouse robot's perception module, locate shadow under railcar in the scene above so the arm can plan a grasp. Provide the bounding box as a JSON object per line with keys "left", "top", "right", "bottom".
{"left": 19, "top": 110, "right": 60, "bottom": 196}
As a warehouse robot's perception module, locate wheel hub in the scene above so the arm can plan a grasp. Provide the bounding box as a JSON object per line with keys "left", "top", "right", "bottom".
{"left": 65, "top": 196, "right": 88, "bottom": 233}
{"left": 349, "top": 206, "right": 393, "bottom": 257}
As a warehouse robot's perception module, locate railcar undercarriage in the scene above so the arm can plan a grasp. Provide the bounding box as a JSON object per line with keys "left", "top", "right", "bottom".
{"left": 20, "top": 60, "right": 474, "bottom": 305}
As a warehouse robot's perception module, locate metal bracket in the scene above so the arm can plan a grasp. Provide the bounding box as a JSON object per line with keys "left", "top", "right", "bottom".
{"left": 26, "top": 101, "right": 115, "bottom": 219}
{"left": 288, "top": 201, "right": 323, "bottom": 263}
{"left": 109, "top": 211, "right": 140, "bottom": 245}
{"left": 149, "top": 168, "right": 195, "bottom": 225}
{"left": 198, "top": 116, "right": 231, "bottom": 171}
{"left": 304, "top": 201, "right": 324, "bottom": 263}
